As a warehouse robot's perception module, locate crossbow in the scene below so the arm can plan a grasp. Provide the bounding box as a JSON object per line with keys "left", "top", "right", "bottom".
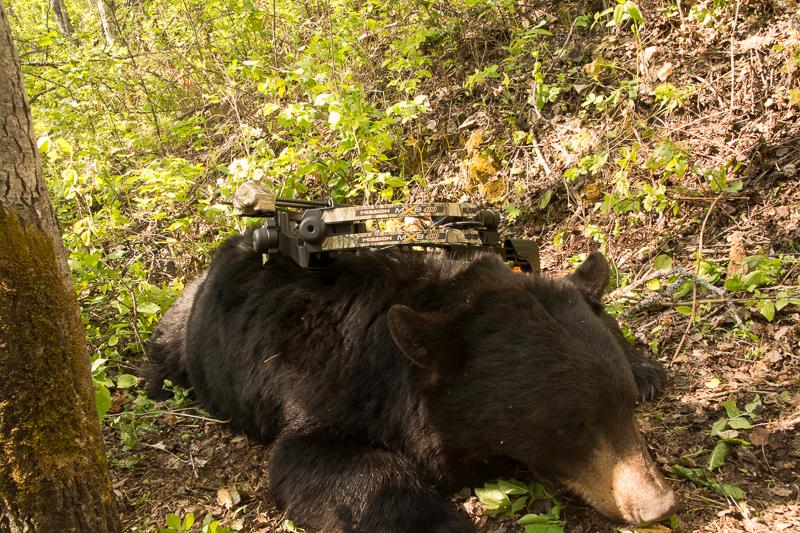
{"left": 233, "top": 181, "right": 539, "bottom": 272}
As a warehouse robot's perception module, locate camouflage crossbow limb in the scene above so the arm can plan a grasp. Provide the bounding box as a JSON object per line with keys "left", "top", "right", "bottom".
{"left": 232, "top": 181, "right": 539, "bottom": 272}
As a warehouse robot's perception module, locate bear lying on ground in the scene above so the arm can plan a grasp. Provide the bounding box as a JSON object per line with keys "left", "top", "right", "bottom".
{"left": 146, "top": 232, "right": 677, "bottom": 532}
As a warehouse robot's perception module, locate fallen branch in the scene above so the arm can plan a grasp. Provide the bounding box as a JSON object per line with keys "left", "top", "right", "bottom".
{"left": 107, "top": 409, "right": 229, "bottom": 424}
{"left": 615, "top": 267, "right": 744, "bottom": 327}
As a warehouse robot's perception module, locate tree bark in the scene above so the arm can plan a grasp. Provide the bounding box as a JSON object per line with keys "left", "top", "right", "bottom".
{"left": 50, "top": 0, "right": 74, "bottom": 37}
{"left": 0, "top": 2, "right": 121, "bottom": 531}
{"left": 97, "top": 0, "right": 117, "bottom": 47}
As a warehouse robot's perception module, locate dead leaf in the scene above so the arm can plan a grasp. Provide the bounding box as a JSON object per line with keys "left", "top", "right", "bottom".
{"left": 465, "top": 129, "right": 483, "bottom": 154}
{"left": 727, "top": 233, "right": 748, "bottom": 279}
{"left": 655, "top": 62, "right": 674, "bottom": 81}
{"left": 478, "top": 177, "right": 504, "bottom": 199}
{"left": 643, "top": 45, "right": 658, "bottom": 64}
{"left": 774, "top": 326, "right": 792, "bottom": 340}
{"left": 749, "top": 427, "right": 770, "bottom": 447}
{"left": 767, "top": 349, "right": 784, "bottom": 363}
{"left": 737, "top": 34, "right": 772, "bottom": 52}
{"left": 458, "top": 111, "right": 487, "bottom": 131}
{"left": 584, "top": 56, "right": 612, "bottom": 80}
{"left": 468, "top": 152, "right": 499, "bottom": 195}
{"left": 768, "top": 485, "right": 793, "bottom": 497}
{"left": 216, "top": 486, "right": 241, "bottom": 509}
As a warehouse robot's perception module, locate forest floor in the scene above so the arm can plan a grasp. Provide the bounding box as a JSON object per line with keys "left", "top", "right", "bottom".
{"left": 88, "top": 1, "right": 799, "bottom": 532}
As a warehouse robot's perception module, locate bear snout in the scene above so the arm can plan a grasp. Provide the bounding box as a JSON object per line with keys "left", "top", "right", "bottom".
{"left": 630, "top": 488, "right": 679, "bottom": 524}
{"left": 562, "top": 428, "right": 678, "bottom": 525}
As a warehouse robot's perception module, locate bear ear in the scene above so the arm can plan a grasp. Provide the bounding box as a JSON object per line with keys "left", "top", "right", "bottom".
{"left": 387, "top": 305, "right": 464, "bottom": 372}
{"left": 567, "top": 252, "right": 610, "bottom": 301}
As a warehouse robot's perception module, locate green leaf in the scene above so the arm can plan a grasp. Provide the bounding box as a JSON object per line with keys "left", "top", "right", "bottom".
{"left": 728, "top": 417, "right": 752, "bottom": 429}
{"left": 504, "top": 204, "right": 522, "bottom": 222}
{"left": 136, "top": 302, "right": 161, "bottom": 315}
{"left": 328, "top": 110, "right": 342, "bottom": 129}
{"left": 645, "top": 278, "right": 661, "bottom": 291}
{"left": 182, "top": 513, "right": 194, "bottom": 530}
{"left": 95, "top": 383, "right": 111, "bottom": 419}
{"left": 37, "top": 136, "right": 52, "bottom": 154}
{"left": 510, "top": 495, "right": 528, "bottom": 513}
{"left": 91, "top": 358, "right": 108, "bottom": 373}
{"left": 383, "top": 176, "right": 408, "bottom": 188}
{"left": 744, "top": 394, "right": 761, "bottom": 415}
{"left": 539, "top": 190, "right": 553, "bottom": 210}
{"left": 675, "top": 305, "right": 693, "bottom": 316}
{"left": 710, "top": 418, "right": 728, "bottom": 437}
{"left": 718, "top": 483, "right": 746, "bottom": 501}
{"left": 722, "top": 400, "right": 741, "bottom": 419}
{"left": 498, "top": 478, "right": 529, "bottom": 495}
{"left": 165, "top": 514, "right": 181, "bottom": 530}
{"left": 518, "top": 513, "right": 552, "bottom": 524}
{"left": 116, "top": 374, "right": 139, "bottom": 389}
{"left": 757, "top": 299, "right": 775, "bottom": 321}
{"left": 672, "top": 465, "right": 710, "bottom": 488}
{"left": 725, "top": 276, "right": 745, "bottom": 292}
{"left": 475, "top": 486, "right": 509, "bottom": 511}
{"left": 653, "top": 254, "right": 673, "bottom": 271}
{"left": 707, "top": 441, "right": 728, "bottom": 471}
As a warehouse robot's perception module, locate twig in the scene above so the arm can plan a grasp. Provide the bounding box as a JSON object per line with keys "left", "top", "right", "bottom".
{"left": 674, "top": 196, "right": 720, "bottom": 358}
{"left": 555, "top": 17, "right": 578, "bottom": 60}
{"left": 189, "top": 451, "right": 199, "bottom": 479}
{"left": 729, "top": 0, "right": 741, "bottom": 113}
{"left": 608, "top": 268, "right": 680, "bottom": 299}
{"left": 622, "top": 295, "right": 800, "bottom": 307}
{"left": 107, "top": 410, "right": 229, "bottom": 424}
{"left": 528, "top": 130, "right": 552, "bottom": 176}
{"left": 141, "top": 442, "right": 190, "bottom": 464}
{"left": 619, "top": 275, "right": 689, "bottom": 319}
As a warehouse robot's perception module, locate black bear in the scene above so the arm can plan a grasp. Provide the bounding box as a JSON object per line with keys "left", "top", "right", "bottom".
{"left": 146, "top": 232, "right": 676, "bottom": 532}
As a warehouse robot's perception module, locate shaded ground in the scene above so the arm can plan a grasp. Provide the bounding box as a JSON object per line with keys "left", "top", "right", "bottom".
{"left": 103, "top": 1, "right": 800, "bottom": 531}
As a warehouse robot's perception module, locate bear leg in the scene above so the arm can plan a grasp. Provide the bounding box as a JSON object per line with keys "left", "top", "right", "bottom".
{"left": 269, "top": 430, "right": 474, "bottom": 533}
{"left": 144, "top": 273, "right": 206, "bottom": 400}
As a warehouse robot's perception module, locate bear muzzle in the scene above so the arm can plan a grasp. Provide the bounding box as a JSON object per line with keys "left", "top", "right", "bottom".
{"left": 563, "top": 430, "right": 679, "bottom": 525}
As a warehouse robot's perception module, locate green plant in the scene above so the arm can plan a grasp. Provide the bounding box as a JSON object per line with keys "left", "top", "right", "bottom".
{"left": 158, "top": 512, "right": 194, "bottom": 533}
{"left": 464, "top": 64, "right": 501, "bottom": 90}
{"left": 725, "top": 254, "right": 800, "bottom": 321}
{"left": 702, "top": 162, "right": 744, "bottom": 193}
{"left": 475, "top": 479, "right": 564, "bottom": 533}
{"left": 653, "top": 82, "right": 691, "bottom": 112}
{"left": 673, "top": 396, "right": 760, "bottom": 501}
{"left": 564, "top": 151, "right": 609, "bottom": 183}
{"left": 157, "top": 512, "right": 236, "bottom": 533}
{"left": 528, "top": 62, "right": 561, "bottom": 110}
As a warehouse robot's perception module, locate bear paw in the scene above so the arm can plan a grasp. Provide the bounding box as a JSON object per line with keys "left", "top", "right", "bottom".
{"left": 631, "top": 358, "right": 668, "bottom": 402}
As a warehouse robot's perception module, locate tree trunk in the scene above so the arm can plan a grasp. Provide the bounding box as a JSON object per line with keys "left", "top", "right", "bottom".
{"left": 97, "top": 0, "right": 117, "bottom": 47}
{"left": 0, "top": 2, "right": 121, "bottom": 531}
{"left": 50, "top": 0, "right": 74, "bottom": 37}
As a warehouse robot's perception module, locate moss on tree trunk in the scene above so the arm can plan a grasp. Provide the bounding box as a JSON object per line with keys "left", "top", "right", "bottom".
{"left": 0, "top": 210, "right": 120, "bottom": 532}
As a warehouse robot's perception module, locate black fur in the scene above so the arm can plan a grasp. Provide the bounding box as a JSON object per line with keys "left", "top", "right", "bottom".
{"left": 146, "top": 235, "right": 668, "bottom": 532}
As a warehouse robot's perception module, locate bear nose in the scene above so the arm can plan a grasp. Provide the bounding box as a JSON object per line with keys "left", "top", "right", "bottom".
{"left": 635, "top": 489, "right": 679, "bottom": 524}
